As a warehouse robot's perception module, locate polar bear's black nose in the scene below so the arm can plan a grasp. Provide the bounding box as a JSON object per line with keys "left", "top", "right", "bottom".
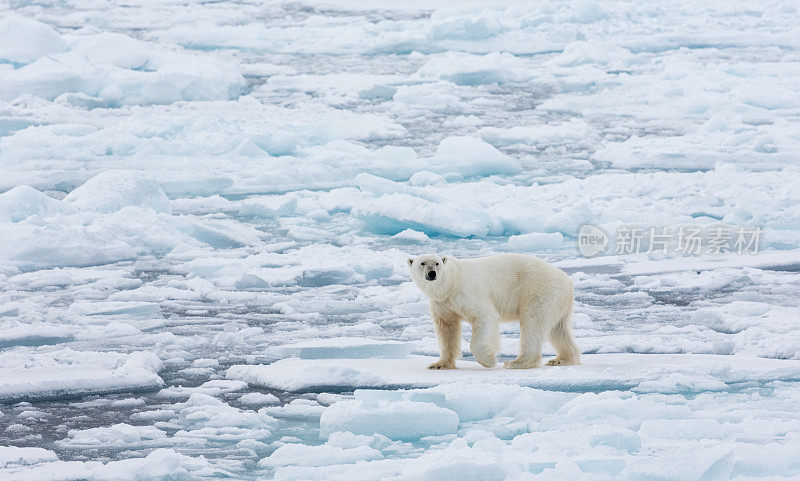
{"left": 426, "top": 271, "right": 436, "bottom": 280}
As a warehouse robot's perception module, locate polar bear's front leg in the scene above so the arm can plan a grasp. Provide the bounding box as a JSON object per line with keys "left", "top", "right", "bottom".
{"left": 429, "top": 314, "right": 461, "bottom": 370}
{"left": 470, "top": 315, "right": 501, "bottom": 368}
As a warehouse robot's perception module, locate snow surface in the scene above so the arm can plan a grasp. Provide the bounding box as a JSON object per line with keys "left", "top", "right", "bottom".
{"left": 265, "top": 337, "right": 417, "bottom": 359}
{"left": 0, "top": 350, "right": 163, "bottom": 403}
{"left": 2, "top": 0, "right": 800, "bottom": 479}
{"left": 227, "top": 354, "right": 800, "bottom": 393}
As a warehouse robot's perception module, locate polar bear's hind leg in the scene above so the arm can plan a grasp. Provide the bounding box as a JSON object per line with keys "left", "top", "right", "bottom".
{"left": 504, "top": 308, "right": 546, "bottom": 369}
{"left": 546, "top": 305, "right": 581, "bottom": 366}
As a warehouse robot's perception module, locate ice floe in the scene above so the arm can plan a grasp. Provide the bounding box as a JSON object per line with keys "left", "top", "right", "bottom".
{"left": 227, "top": 354, "right": 800, "bottom": 393}
{"left": 0, "top": 349, "right": 163, "bottom": 402}
{"left": 265, "top": 337, "right": 417, "bottom": 359}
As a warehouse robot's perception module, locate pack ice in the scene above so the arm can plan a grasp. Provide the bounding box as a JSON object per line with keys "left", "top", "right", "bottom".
{"left": 2, "top": 0, "right": 800, "bottom": 480}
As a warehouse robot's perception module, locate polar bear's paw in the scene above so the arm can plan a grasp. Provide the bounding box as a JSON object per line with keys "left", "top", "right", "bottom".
{"left": 546, "top": 357, "right": 578, "bottom": 366}
{"left": 427, "top": 360, "right": 456, "bottom": 370}
{"left": 503, "top": 357, "right": 539, "bottom": 369}
{"left": 474, "top": 352, "right": 497, "bottom": 368}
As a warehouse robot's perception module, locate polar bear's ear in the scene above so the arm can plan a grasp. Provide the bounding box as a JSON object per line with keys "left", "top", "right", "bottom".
{"left": 441, "top": 256, "right": 447, "bottom": 264}
{"left": 407, "top": 258, "right": 414, "bottom": 267}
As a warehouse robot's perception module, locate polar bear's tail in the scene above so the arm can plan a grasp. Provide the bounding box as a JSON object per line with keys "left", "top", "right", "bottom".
{"left": 549, "top": 303, "right": 581, "bottom": 365}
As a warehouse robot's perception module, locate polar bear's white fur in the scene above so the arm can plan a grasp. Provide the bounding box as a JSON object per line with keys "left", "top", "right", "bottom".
{"left": 408, "top": 253, "right": 580, "bottom": 369}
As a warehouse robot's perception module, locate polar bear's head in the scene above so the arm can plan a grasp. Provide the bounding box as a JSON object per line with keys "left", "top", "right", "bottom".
{"left": 407, "top": 254, "right": 452, "bottom": 298}
{"left": 407, "top": 254, "right": 446, "bottom": 281}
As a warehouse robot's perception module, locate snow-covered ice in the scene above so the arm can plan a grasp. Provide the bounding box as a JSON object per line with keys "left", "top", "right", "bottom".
{"left": 0, "top": 350, "right": 163, "bottom": 403}
{"left": 2, "top": 0, "right": 800, "bottom": 479}
{"left": 227, "top": 354, "right": 800, "bottom": 393}
{"left": 265, "top": 337, "right": 417, "bottom": 359}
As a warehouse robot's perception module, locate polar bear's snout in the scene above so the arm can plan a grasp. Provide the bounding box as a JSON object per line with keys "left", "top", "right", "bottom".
{"left": 425, "top": 270, "right": 437, "bottom": 281}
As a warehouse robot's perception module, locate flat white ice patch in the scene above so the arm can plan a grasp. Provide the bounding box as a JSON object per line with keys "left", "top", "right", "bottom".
{"left": 67, "top": 301, "right": 160, "bottom": 317}
{"left": 227, "top": 354, "right": 800, "bottom": 393}
{"left": 319, "top": 399, "right": 459, "bottom": 440}
{"left": 59, "top": 423, "right": 167, "bottom": 448}
{"left": 478, "top": 119, "right": 597, "bottom": 147}
{"left": 174, "top": 392, "right": 276, "bottom": 438}
{"left": 0, "top": 349, "right": 163, "bottom": 402}
{"left": 260, "top": 442, "right": 383, "bottom": 468}
{"left": 622, "top": 443, "right": 734, "bottom": 481}
{"left": 0, "top": 322, "right": 75, "bottom": 348}
{"left": 354, "top": 192, "right": 503, "bottom": 237}
{"left": 1, "top": 448, "right": 211, "bottom": 481}
{"left": 401, "top": 446, "right": 505, "bottom": 481}
{"left": 238, "top": 392, "right": 280, "bottom": 406}
{"left": 0, "top": 446, "right": 58, "bottom": 468}
{"left": 266, "top": 337, "right": 417, "bottom": 359}
{"left": 413, "top": 51, "right": 527, "bottom": 85}
{"left": 260, "top": 399, "right": 324, "bottom": 420}
{"left": 156, "top": 379, "right": 248, "bottom": 400}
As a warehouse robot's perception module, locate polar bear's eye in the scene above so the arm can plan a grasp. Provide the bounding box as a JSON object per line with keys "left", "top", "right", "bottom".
{"left": 435, "top": 262, "right": 440, "bottom": 266}
{"left": 421, "top": 262, "right": 426, "bottom": 266}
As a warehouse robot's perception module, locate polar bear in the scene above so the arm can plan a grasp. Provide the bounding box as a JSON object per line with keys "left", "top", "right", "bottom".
{"left": 408, "top": 253, "right": 580, "bottom": 370}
